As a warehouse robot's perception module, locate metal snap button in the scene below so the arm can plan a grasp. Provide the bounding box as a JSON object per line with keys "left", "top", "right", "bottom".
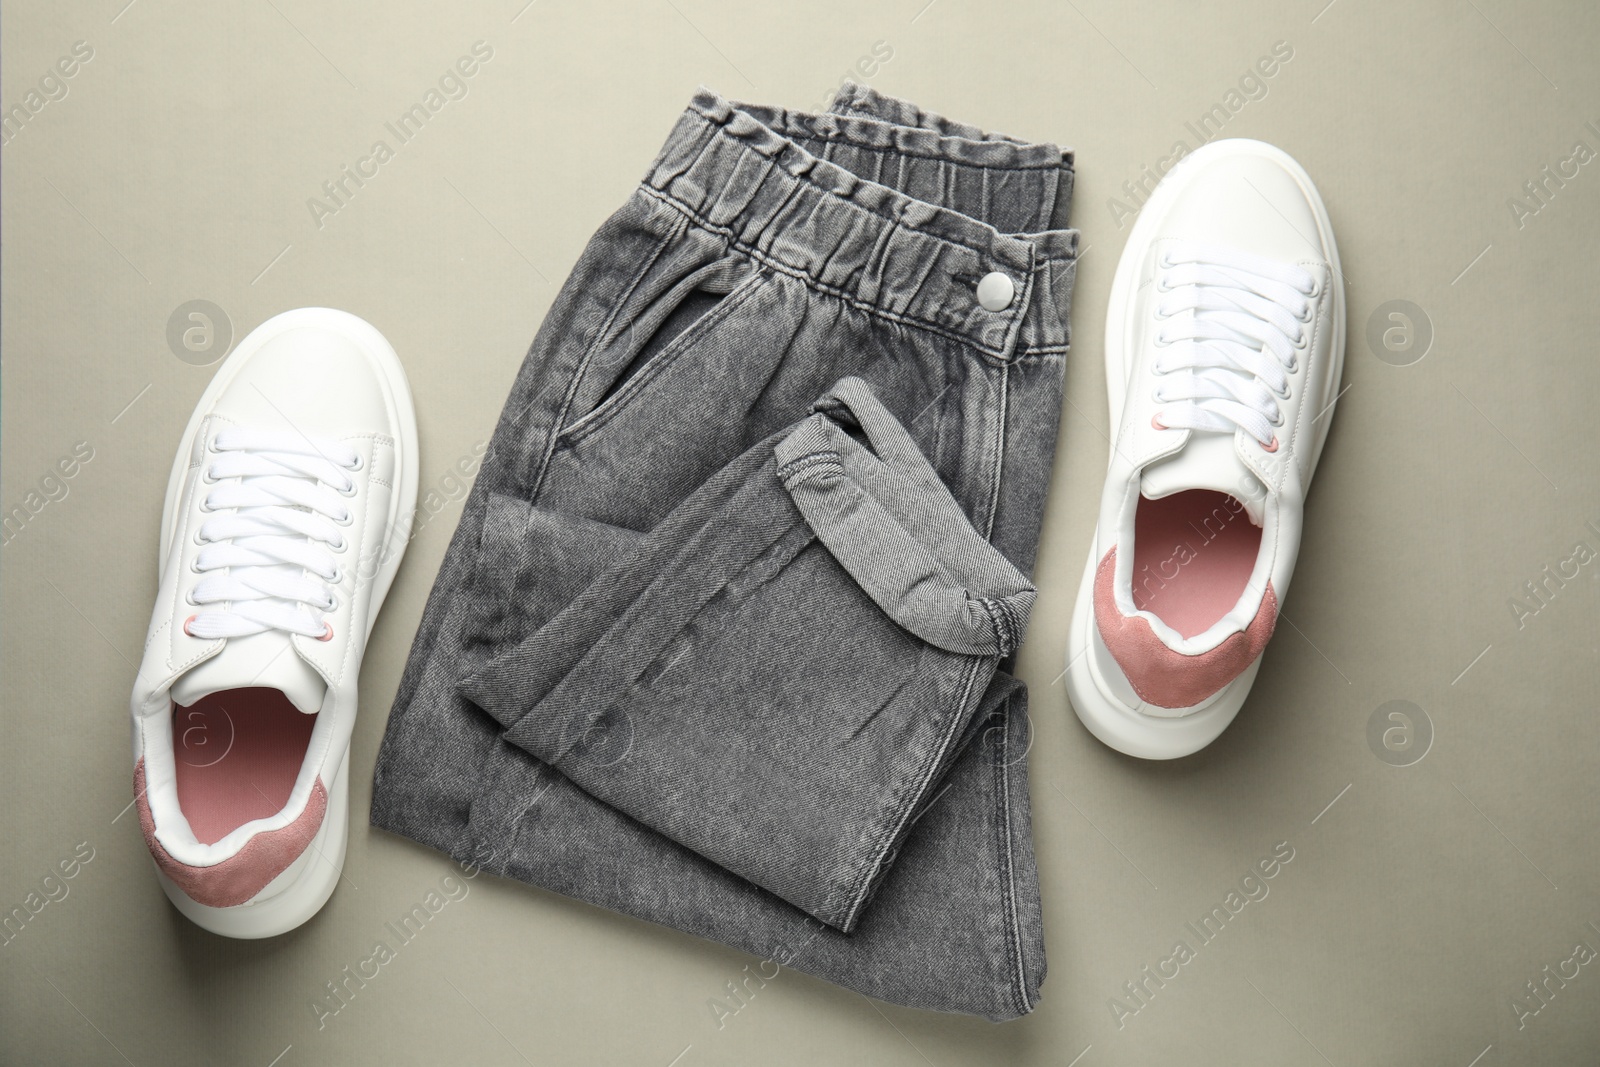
{"left": 977, "top": 271, "right": 1015, "bottom": 312}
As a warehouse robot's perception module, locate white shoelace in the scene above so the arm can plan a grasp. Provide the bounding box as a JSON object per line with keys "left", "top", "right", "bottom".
{"left": 186, "top": 428, "right": 361, "bottom": 641}
{"left": 1149, "top": 241, "right": 1318, "bottom": 447}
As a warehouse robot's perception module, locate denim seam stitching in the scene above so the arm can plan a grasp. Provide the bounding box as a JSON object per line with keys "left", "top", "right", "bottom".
{"left": 975, "top": 596, "right": 1002, "bottom": 653}
{"left": 780, "top": 130, "right": 1065, "bottom": 173}
{"left": 975, "top": 596, "right": 1012, "bottom": 656}
{"left": 999, "top": 597, "right": 1023, "bottom": 654}
{"left": 838, "top": 652, "right": 985, "bottom": 931}
{"left": 995, "top": 694, "right": 1032, "bottom": 1016}
{"left": 997, "top": 597, "right": 1020, "bottom": 653}
{"left": 775, "top": 450, "right": 843, "bottom": 486}
{"left": 985, "top": 357, "right": 1032, "bottom": 1015}
{"left": 639, "top": 185, "right": 1023, "bottom": 365}
{"left": 1016, "top": 255, "right": 1075, "bottom": 354}
{"left": 979, "top": 360, "right": 1009, "bottom": 540}
{"left": 992, "top": 591, "right": 1017, "bottom": 652}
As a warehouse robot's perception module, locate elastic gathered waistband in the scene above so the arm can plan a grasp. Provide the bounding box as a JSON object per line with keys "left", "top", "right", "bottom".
{"left": 643, "top": 85, "right": 1079, "bottom": 361}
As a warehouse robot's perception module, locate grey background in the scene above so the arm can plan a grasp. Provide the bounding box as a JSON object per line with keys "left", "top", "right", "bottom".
{"left": 3, "top": 1, "right": 1597, "bottom": 1064}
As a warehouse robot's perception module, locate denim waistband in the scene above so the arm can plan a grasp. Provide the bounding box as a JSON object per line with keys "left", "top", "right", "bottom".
{"left": 642, "top": 86, "right": 1079, "bottom": 361}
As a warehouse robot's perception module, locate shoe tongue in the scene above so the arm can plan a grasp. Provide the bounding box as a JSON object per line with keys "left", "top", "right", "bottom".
{"left": 171, "top": 633, "right": 326, "bottom": 714}
{"left": 1141, "top": 433, "right": 1266, "bottom": 525}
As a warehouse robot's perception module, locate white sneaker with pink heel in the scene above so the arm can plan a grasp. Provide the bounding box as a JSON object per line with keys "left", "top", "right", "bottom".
{"left": 1065, "top": 139, "right": 1345, "bottom": 759}
{"left": 128, "top": 308, "right": 417, "bottom": 936}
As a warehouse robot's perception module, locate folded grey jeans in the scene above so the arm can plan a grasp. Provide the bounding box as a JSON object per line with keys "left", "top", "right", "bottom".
{"left": 371, "top": 82, "right": 1078, "bottom": 1020}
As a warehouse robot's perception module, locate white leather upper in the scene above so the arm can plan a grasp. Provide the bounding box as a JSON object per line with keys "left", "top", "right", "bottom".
{"left": 1096, "top": 140, "right": 1343, "bottom": 655}
{"left": 130, "top": 309, "right": 414, "bottom": 867}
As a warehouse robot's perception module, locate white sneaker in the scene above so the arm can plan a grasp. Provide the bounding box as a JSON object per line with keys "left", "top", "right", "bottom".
{"left": 1065, "top": 139, "right": 1345, "bottom": 759}
{"left": 128, "top": 308, "right": 417, "bottom": 937}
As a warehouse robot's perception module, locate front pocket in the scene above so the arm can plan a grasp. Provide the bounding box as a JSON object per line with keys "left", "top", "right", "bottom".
{"left": 558, "top": 253, "right": 765, "bottom": 445}
{"left": 594, "top": 288, "right": 724, "bottom": 408}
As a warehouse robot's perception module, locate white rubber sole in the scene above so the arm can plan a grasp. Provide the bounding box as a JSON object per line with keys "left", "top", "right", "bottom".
{"left": 149, "top": 307, "right": 418, "bottom": 937}
{"left": 1066, "top": 139, "right": 1346, "bottom": 760}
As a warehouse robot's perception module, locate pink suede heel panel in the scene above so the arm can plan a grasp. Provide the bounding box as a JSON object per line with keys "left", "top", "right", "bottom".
{"left": 134, "top": 758, "right": 327, "bottom": 908}
{"left": 1094, "top": 549, "right": 1277, "bottom": 709}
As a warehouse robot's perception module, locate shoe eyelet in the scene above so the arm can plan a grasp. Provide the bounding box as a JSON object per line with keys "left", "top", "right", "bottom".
{"left": 337, "top": 480, "right": 358, "bottom": 498}
{"left": 185, "top": 589, "right": 199, "bottom": 606}
{"left": 347, "top": 455, "right": 365, "bottom": 472}
{"left": 1151, "top": 414, "right": 1168, "bottom": 431}
{"left": 330, "top": 535, "right": 347, "bottom": 552}
{"left": 334, "top": 509, "right": 354, "bottom": 527}
{"left": 1262, "top": 435, "right": 1280, "bottom": 453}
{"left": 182, "top": 615, "right": 200, "bottom": 637}
{"left": 317, "top": 621, "right": 335, "bottom": 642}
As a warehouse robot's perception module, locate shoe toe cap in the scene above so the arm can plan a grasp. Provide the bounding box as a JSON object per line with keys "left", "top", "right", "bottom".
{"left": 214, "top": 327, "right": 398, "bottom": 438}
{"left": 1161, "top": 145, "right": 1328, "bottom": 265}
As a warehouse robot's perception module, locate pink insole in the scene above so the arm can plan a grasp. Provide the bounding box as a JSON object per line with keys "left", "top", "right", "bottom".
{"left": 171, "top": 688, "right": 316, "bottom": 845}
{"left": 1131, "top": 490, "right": 1263, "bottom": 639}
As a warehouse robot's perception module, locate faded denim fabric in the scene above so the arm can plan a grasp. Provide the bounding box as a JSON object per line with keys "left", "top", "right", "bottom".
{"left": 371, "top": 83, "right": 1078, "bottom": 1020}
